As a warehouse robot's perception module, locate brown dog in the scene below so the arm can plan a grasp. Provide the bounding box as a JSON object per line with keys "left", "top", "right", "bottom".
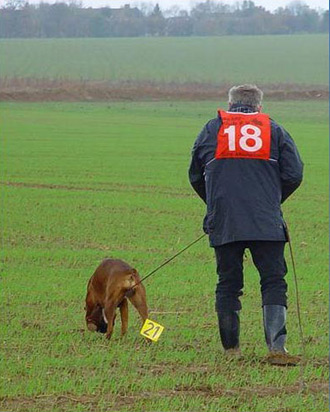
{"left": 85, "top": 258, "right": 148, "bottom": 340}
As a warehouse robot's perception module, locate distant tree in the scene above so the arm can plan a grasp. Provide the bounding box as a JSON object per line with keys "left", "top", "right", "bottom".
{"left": 164, "top": 6, "right": 192, "bottom": 35}
{"left": 240, "top": 0, "right": 257, "bottom": 16}
{"left": 37, "top": 3, "right": 71, "bottom": 37}
{"left": 298, "top": 7, "right": 320, "bottom": 32}
{"left": 235, "top": 3, "right": 274, "bottom": 34}
{"left": 2, "top": 0, "right": 26, "bottom": 10}
{"left": 0, "top": 0, "right": 328, "bottom": 38}
{"left": 191, "top": 1, "right": 233, "bottom": 35}
{"left": 320, "top": 10, "right": 329, "bottom": 32}
{"left": 283, "top": 2, "right": 321, "bottom": 32}
{"left": 109, "top": 5, "right": 145, "bottom": 37}
{"left": 273, "top": 6, "right": 298, "bottom": 34}
{"left": 146, "top": 3, "right": 165, "bottom": 36}
{"left": 87, "top": 9, "right": 112, "bottom": 37}
{"left": 152, "top": 3, "right": 162, "bottom": 16}
{"left": 18, "top": 3, "right": 39, "bottom": 37}
{"left": 0, "top": 2, "right": 37, "bottom": 37}
{"left": 165, "top": 15, "right": 192, "bottom": 36}
{"left": 286, "top": 0, "right": 308, "bottom": 16}
{"left": 133, "top": 2, "right": 154, "bottom": 17}
{"left": 163, "top": 5, "right": 182, "bottom": 18}
{"left": 191, "top": 0, "right": 230, "bottom": 19}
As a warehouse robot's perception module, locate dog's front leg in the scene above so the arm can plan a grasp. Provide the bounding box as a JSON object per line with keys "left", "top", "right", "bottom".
{"left": 103, "top": 304, "right": 116, "bottom": 340}
{"left": 119, "top": 298, "right": 128, "bottom": 337}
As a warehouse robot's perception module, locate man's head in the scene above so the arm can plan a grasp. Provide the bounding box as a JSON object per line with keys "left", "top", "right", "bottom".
{"left": 228, "top": 84, "right": 263, "bottom": 112}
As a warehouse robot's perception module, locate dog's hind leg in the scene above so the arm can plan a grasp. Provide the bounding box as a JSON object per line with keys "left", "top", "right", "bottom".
{"left": 128, "top": 285, "right": 148, "bottom": 323}
{"left": 119, "top": 298, "right": 129, "bottom": 337}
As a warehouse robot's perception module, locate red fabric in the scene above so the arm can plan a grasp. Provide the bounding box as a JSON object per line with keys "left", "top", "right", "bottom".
{"left": 216, "top": 110, "right": 271, "bottom": 160}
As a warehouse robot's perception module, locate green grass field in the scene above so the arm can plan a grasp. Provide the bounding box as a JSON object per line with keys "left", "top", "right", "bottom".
{"left": 0, "top": 34, "right": 328, "bottom": 85}
{"left": 1, "top": 99, "right": 328, "bottom": 411}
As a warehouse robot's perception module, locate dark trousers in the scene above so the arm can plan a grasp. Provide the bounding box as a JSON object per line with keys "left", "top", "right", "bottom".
{"left": 214, "top": 241, "right": 288, "bottom": 312}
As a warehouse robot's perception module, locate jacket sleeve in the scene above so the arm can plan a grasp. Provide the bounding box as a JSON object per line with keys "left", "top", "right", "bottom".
{"left": 188, "top": 126, "right": 207, "bottom": 203}
{"left": 278, "top": 126, "right": 304, "bottom": 203}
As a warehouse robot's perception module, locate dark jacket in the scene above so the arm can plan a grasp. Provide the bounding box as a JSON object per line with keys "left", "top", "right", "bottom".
{"left": 188, "top": 105, "right": 303, "bottom": 247}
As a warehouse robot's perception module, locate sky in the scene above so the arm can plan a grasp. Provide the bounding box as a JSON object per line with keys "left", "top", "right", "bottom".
{"left": 24, "top": 0, "right": 329, "bottom": 12}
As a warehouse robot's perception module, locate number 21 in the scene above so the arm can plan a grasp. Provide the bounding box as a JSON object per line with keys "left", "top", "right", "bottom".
{"left": 144, "top": 322, "right": 160, "bottom": 339}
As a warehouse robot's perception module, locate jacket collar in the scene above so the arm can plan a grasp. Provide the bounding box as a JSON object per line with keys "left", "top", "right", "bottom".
{"left": 228, "top": 104, "right": 256, "bottom": 113}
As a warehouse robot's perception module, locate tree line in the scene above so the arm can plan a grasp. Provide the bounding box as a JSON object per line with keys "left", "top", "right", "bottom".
{"left": 0, "top": 0, "right": 328, "bottom": 38}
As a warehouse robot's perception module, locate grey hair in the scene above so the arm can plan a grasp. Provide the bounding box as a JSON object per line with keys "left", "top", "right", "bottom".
{"left": 228, "top": 84, "right": 263, "bottom": 110}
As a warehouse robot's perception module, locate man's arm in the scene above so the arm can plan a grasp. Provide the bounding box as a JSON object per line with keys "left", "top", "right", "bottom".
{"left": 278, "top": 126, "right": 304, "bottom": 203}
{"left": 188, "top": 126, "right": 207, "bottom": 203}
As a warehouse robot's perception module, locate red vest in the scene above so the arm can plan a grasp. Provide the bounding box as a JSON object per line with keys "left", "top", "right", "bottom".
{"left": 216, "top": 110, "right": 271, "bottom": 160}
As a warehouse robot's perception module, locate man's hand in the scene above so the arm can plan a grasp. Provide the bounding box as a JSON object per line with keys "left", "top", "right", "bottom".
{"left": 203, "top": 214, "right": 209, "bottom": 234}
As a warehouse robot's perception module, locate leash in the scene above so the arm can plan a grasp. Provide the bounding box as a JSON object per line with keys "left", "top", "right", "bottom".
{"left": 126, "top": 233, "right": 207, "bottom": 295}
{"left": 286, "top": 223, "right": 307, "bottom": 389}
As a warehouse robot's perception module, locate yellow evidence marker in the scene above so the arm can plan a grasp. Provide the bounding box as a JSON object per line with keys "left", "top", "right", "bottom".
{"left": 140, "top": 319, "right": 164, "bottom": 342}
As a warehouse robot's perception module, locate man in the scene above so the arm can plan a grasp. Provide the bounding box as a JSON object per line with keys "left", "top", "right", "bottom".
{"left": 188, "top": 84, "right": 303, "bottom": 365}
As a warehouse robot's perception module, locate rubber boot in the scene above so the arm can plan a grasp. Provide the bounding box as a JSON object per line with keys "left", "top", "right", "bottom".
{"left": 263, "top": 305, "right": 300, "bottom": 366}
{"left": 217, "top": 311, "right": 241, "bottom": 357}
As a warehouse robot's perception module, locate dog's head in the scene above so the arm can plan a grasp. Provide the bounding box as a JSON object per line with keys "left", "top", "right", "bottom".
{"left": 86, "top": 304, "right": 107, "bottom": 333}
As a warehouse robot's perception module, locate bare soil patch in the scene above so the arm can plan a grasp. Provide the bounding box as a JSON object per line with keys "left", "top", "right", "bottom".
{"left": 1, "top": 180, "right": 193, "bottom": 198}
{"left": 0, "top": 382, "right": 327, "bottom": 411}
{"left": 0, "top": 78, "right": 328, "bottom": 102}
